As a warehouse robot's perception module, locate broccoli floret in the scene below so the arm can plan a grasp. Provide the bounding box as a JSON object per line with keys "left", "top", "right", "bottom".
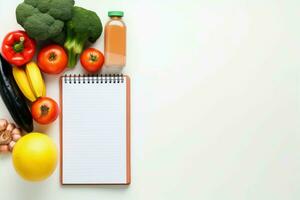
{"left": 16, "top": 0, "right": 74, "bottom": 42}
{"left": 51, "top": 31, "right": 66, "bottom": 45}
{"left": 36, "top": 0, "right": 74, "bottom": 21}
{"left": 64, "top": 6, "right": 103, "bottom": 68}
{"left": 22, "top": 13, "right": 64, "bottom": 41}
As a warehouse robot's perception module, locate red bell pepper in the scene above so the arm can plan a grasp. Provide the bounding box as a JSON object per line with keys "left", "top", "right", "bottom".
{"left": 1, "top": 30, "right": 36, "bottom": 67}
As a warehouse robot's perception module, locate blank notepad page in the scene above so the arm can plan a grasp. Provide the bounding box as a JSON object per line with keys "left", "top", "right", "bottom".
{"left": 61, "top": 76, "right": 130, "bottom": 184}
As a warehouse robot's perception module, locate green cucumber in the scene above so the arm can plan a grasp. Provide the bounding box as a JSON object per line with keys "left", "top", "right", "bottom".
{"left": 0, "top": 54, "right": 33, "bottom": 132}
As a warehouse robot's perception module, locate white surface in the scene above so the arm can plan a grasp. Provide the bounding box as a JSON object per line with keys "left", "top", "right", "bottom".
{"left": 62, "top": 76, "right": 128, "bottom": 184}
{"left": 0, "top": 0, "right": 299, "bottom": 199}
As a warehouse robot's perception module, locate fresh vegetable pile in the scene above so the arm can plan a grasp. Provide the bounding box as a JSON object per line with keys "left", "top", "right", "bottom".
{"left": 0, "top": 0, "right": 106, "bottom": 182}
{"left": 16, "top": 0, "right": 103, "bottom": 68}
{"left": 0, "top": 0, "right": 104, "bottom": 131}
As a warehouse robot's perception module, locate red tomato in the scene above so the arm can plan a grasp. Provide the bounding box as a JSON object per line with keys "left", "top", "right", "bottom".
{"left": 37, "top": 45, "right": 67, "bottom": 74}
{"left": 80, "top": 48, "right": 104, "bottom": 73}
{"left": 31, "top": 97, "right": 59, "bottom": 125}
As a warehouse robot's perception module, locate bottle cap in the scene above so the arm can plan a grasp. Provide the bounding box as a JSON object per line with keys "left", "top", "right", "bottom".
{"left": 108, "top": 11, "right": 124, "bottom": 17}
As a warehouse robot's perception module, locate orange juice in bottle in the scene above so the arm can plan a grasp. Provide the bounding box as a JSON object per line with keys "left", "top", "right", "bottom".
{"left": 104, "top": 11, "right": 126, "bottom": 67}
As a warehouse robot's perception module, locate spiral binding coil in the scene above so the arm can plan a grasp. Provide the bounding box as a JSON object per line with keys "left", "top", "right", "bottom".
{"left": 63, "top": 74, "right": 124, "bottom": 84}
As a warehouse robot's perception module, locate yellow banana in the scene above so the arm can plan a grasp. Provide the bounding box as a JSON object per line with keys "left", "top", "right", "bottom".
{"left": 12, "top": 66, "right": 37, "bottom": 102}
{"left": 13, "top": 62, "right": 46, "bottom": 102}
{"left": 25, "top": 62, "right": 45, "bottom": 98}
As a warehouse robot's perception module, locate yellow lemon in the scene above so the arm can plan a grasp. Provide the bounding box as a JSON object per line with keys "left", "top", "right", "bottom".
{"left": 12, "top": 132, "right": 57, "bottom": 181}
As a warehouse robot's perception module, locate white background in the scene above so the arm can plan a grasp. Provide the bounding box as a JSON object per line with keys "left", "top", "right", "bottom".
{"left": 0, "top": 0, "right": 299, "bottom": 199}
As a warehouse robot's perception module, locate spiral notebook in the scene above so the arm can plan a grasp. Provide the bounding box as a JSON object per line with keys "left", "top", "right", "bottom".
{"left": 59, "top": 74, "right": 130, "bottom": 185}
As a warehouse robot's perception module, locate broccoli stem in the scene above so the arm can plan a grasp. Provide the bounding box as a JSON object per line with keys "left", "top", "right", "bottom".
{"left": 64, "top": 35, "right": 87, "bottom": 68}
{"left": 67, "top": 48, "right": 78, "bottom": 68}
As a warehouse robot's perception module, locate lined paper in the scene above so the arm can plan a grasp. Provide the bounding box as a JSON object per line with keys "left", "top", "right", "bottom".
{"left": 61, "top": 76, "right": 128, "bottom": 184}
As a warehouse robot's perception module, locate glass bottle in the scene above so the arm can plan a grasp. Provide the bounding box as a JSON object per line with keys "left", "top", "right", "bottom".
{"left": 104, "top": 11, "right": 126, "bottom": 68}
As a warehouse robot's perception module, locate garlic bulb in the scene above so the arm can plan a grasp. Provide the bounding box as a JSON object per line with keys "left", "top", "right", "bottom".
{"left": 0, "top": 119, "right": 22, "bottom": 153}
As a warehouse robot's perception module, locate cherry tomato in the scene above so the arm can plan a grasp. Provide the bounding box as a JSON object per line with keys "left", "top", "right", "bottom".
{"left": 80, "top": 48, "right": 104, "bottom": 73}
{"left": 31, "top": 97, "right": 59, "bottom": 125}
{"left": 37, "top": 45, "right": 67, "bottom": 74}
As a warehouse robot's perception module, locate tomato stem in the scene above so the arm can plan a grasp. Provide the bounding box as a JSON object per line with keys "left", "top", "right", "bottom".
{"left": 49, "top": 52, "right": 57, "bottom": 61}
{"left": 89, "top": 54, "right": 98, "bottom": 62}
{"left": 41, "top": 105, "right": 49, "bottom": 116}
